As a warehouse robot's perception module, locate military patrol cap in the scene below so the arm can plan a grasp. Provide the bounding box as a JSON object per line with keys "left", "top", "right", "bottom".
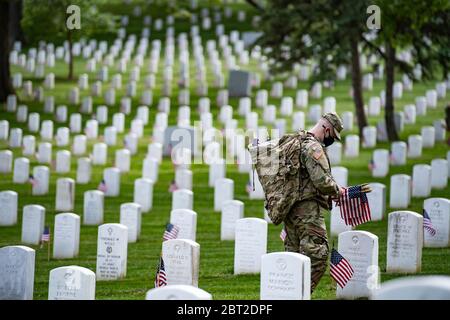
{"left": 322, "top": 112, "right": 343, "bottom": 141}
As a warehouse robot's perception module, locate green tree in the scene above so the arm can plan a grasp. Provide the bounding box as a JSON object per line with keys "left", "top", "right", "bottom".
{"left": 364, "top": 0, "right": 450, "bottom": 141}
{"left": 254, "top": 0, "right": 371, "bottom": 137}
{"left": 0, "top": 0, "right": 16, "bottom": 102}
{"left": 22, "top": 0, "right": 116, "bottom": 80}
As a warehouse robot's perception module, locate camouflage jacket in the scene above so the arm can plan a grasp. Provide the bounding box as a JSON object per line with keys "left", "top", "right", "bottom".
{"left": 298, "top": 131, "right": 340, "bottom": 209}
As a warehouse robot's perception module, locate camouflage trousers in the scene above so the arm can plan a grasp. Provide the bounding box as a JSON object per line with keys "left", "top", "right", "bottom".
{"left": 283, "top": 200, "right": 329, "bottom": 293}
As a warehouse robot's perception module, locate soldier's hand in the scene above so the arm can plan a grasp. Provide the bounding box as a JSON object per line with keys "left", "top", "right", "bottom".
{"left": 331, "top": 187, "right": 345, "bottom": 202}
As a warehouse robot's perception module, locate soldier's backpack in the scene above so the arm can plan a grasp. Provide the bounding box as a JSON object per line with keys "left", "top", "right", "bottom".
{"left": 248, "top": 131, "right": 307, "bottom": 225}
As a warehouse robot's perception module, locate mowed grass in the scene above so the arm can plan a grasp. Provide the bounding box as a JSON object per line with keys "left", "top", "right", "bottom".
{"left": 0, "top": 0, "right": 449, "bottom": 300}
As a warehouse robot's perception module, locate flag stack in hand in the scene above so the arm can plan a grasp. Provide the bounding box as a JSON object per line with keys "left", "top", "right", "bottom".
{"left": 336, "top": 184, "right": 372, "bottom": 227}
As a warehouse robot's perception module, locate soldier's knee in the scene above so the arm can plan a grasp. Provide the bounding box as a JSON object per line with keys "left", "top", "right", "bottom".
{"left": 299, "top": 234, "right": 329, "bottom": 260}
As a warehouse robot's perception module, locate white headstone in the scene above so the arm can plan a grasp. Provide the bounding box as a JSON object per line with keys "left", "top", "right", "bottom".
{"left": 234, "top": 218, "right": 268, "bottom": 274}
{"left": 55, "top": 150, "right": 71, "bottom": 173}
{"left": 170, "top": 209, "right": 197, "bottom": 242}
{"left": 390, "top": 174, "right": 411, "bottom": 209}
{"left": 72, "top": 135, "right": 87, "bottom": 156}
{"left": 336, "top": 231, "right": 379, "bottom": 299}
{"left": 13, "top": 157, "right": 30, "bottom": 183}
{"left": 214, "top": 178, "right": 234, "bottom": 211}
{"left": 0, "top": 150, "right": 13, "bottom": 173}
{"left": 172, "top": 189, "right": 193, "bottom": 211}
{"left": 362, "top": 126, "right": 377, "bottom": 148}
{"left": 145, "top": 285, "right": 212, "bottom": 300}
{"left": 83, "top": 191, "right": 104, "bottom": 226}
{"left": 133, "top": 178, "right": 154, "bottom": 213}
{"left": 48, "top": 266, "right": 96, "bottom": 300}
{"left": 386, "top": 211, "right": 423, "bottom": 273}
{"left": 0, "top": 191, "right": 18, "bottom": 226}
{"left": 221, "top": 200, "right": 244, "bottom": 241}
{"left": 162, "top": 239, "right": 200, "bottom": 286}
{"left": 0, "top": 120, "right": 9, "bottom": 140}
{"left": 9, "top": 128, "right": 23, "bottom": 148}
{"left": 391, "top": 142, "right": 407, "bottom": 165}
{"left": 32, "top": 166, "right": 49, "bottom": 195}
{"left": 55, "top": 178, "right": 75, "bottom": 211}
{"left": 96, "top": 224, "right": 128, "bottom": 280}
{"left": 76, "top": 157, "right": 91, "bottom": 184}
{"left": 103, "top": 167, "right": 120, "bottom": 197}
{"left": 371, "top": 149, "right": 389, "bottom": 178}
{"left": 423, "top": 198, "right": 450, "bottom": 248}
{"left": 331, "top": 166, "right": 348, "bottom": 187}
{"left": 260, "top": 252, "right": 311, "bottom": 300}
{"left": 142, "top": 157, "right": 159, "bottom": 182}
{"left": 0, "top": 246, "right": 35, "bottom": 300}
{"left": 367, "top": 183, "right": 386, "bottom": 221}
{"left": 431, "top": 159, "right": 448, "bottom": 189}
{"left": 344, "top": 135, "right": 359, "bottom": 158}
{"left": 371, "top": 276, "right": 450, "bottom": 300}
{"left": 120, "top": 203, "right": 142, "bottom": 243}
{"left": 412, "top": 164, "right": 431, "bottom": 198}
{"left": 175, "top": 169, "right": 193, "bottom": 191}
{"left": 21, "top": 205, "right": 45, "bottom": 245}
{"left": 37, "top": 142, "right": 52, "bottom": 164}
{"left": 421, "top": 126, "right": 435, "bottom": 148}
{"left": 407, "top": 135, "right": 422, "bottom": 158}
{"left": 115, "top": 149, "right": 130, "bottom": 173}
{"left": 53, "top": 213, "right": 80, "bottom": 259}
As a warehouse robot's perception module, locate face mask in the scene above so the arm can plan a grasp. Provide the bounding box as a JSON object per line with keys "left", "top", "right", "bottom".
{"left": 322, "top": 126, "right": 335, "bottom": 147}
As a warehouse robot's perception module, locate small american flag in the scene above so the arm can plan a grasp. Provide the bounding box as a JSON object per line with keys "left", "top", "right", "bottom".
{"left": 337, "top": 185, "right": 371, "bottom": 227}
{"left": 245, "top": 180, "right": 253, "bottom": 194}
{"left": 423, "top": 209, "right": 436, "bottom": 236}
{"left": 98, "top": 179, "right": 108, "bottom": 192}
{"left": 163, "top": 223, "right": 179, "bottom": 241}
{"left": 368, "top": 159, "right": 375, "bottom": 171}
{"left": 280, "top": 227, "right": 287, "bottom": 242}
{"left": 41, "top": 226, "right": 50, "bottom": 243}
{"left": 154, "top": 256, "right": 167, "bottom": 287}
{"left": 330, "top": 248, "right": 354, "bottom": 289}
{"left": 28, "top": 174, "right": 38, "bottom": 187}
{"left": 168, "top": 180, "right": 178, "bottom": 193}
{"left": 389, "top": 152, "right": 395, "bottom": 163}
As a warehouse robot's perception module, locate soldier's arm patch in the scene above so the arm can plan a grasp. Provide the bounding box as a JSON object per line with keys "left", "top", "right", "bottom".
{"left": 312, "top": 147, "right": 323, "bottom": 160}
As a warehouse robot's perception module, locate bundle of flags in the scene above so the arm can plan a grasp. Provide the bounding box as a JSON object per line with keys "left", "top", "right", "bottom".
{"left": 330, "top": 248, "right": 354, "bottom": 288}
{"left": 98, "top": 179, "right": 108, "bottom": 192}
{"left": 423, "top": 209, "right": 436, "bottom": 236}
{"left": 336, "top": 184, "right": 372, "bottom": 227}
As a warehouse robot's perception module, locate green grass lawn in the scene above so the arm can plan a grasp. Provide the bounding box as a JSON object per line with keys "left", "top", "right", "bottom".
{"left": 0, "top": 0, "right": 449, "bottom": 300}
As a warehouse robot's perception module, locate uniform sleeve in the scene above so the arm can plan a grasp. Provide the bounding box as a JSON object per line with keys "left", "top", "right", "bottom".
{"left": 302, "top": 142, "right": 339, "bottom": 197}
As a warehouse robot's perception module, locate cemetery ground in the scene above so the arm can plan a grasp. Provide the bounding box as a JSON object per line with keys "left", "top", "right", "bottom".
{"left": 1, "top": 1, "right": 450, "bottom": 300}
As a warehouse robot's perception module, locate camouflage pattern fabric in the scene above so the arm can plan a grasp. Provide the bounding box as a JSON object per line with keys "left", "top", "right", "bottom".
{"left": 283, "top": 132, "right": 340, "bottom": 293}
{"left": 298, "top": 133, "right": 340, "bottom": 210}
{"left": 284, "top": 200, "right": 329, "bottom": 293}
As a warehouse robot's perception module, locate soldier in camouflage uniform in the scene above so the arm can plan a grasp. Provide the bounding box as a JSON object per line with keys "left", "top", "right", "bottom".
{"left": 283, "top": 113, "right": 344, "bottom": 293}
